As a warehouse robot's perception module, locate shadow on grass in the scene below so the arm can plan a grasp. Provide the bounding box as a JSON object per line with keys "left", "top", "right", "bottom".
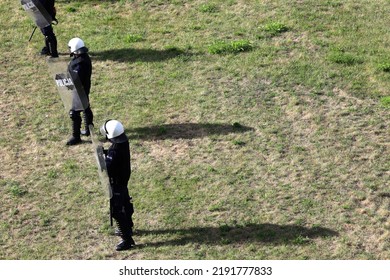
{"left": 126, "top": 122, "right": 254, "bottom": 140}
{"left": 135, "top": 223, "right": 338, "bottom": 247}
{"left": 91, "top": 47, "right": 188, "bottom": 63}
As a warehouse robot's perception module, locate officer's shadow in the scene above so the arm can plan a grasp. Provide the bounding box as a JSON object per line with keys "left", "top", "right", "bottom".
{"left": 133, "top": 223, "right": 338, "bottom": 248}
{"left": 91, "top": 47, "right": 191, "bottom": 63}
{"left": 126, "top": 122, "right": 254, "bottom": 141}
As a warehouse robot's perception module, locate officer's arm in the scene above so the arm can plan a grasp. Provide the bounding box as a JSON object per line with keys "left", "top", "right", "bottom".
{"left": 105, "top": 149, "right": 117, "bottom": 177}
{"left": 73, "top": 63, "right": 88, "bottom": 85}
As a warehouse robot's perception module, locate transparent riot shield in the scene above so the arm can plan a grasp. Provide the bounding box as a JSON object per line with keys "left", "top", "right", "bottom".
{"left": 89, "top": 125, "right": 113, "bottom": 199}
{"left": 46, "top": 57, "right": 89, "bottom": 112}
{"left": 20, "top": 0, "right": 52, "bottom": 29}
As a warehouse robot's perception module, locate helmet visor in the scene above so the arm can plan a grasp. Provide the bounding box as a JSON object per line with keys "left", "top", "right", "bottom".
{"left": 100, "top": 124, "right": 108, "bottom": 137}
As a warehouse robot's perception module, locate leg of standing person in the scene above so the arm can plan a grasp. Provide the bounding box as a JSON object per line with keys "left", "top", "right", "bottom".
{"left": 40, "top": 25, "right": 58, "bottom": 57}
{"left": 67, "top": 110, "right": 82, "bottom": 145}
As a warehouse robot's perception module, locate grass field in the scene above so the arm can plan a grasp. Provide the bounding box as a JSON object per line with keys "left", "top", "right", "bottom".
{"left": 0, "top": 0, "right": 389, "bottom": 259}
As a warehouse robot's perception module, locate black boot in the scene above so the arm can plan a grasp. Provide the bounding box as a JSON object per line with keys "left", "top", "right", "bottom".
{"left": 40, "top": 36, "right": 50, "bottom": 55}
{"left": 66, "top": 136, "right": 82, "bottom": 146}
{"left": 40, "top": 46, "right": 50, "bottom": 55}
{"left": 47, "top": 35, "right": 59, "bottom": 58}
{"left": 114, "top": 216, "right": 135, "bottom": 251}
{"left": 81, "top": 107, "right": 93, "bottom": 136}
{"left": 67, "top": 111, "right": 82, "bottom": 146}
{"left": 40, "top": 26, "right": 58, "bottom": 57}
{"left": 116, "top": 237, "right": 135, "bottom": 251}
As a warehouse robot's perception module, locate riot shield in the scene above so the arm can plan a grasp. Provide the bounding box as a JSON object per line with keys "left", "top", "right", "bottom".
{"left": 89, "top": 125, "right": 113, "bottom": 199}
{"left": 20, "top": 0, "right": 52, "bottom": 29}
{"left": 46, "top": 57, "right": 89, "bottom": 112}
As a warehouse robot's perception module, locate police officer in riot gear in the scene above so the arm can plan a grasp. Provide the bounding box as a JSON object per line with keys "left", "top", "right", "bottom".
{"left": 100, "top": 120, "right": 135, "bottom": 251}
{"left": 66, "top": 37, "right": 94, "bottom": 145}
{"left": 38, "top": 0, "right": 58, "bottom": 57}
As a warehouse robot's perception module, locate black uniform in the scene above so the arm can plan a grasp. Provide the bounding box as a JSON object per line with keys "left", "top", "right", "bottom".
{"left": 67, "top": 51, "right": 94, "bottom": 144}
{"left": 105, "top": 136, "right": 134, "bottom": 250}
{"left": 38, "top": 0, "right": 58, "bottom": 57}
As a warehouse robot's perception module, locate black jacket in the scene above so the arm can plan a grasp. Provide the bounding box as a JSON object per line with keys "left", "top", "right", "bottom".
{"left": 68, "top": 53, "right": 92, "bottom": 96}
{"left": 105, "top": 140, "right": 131, "bottom": 187}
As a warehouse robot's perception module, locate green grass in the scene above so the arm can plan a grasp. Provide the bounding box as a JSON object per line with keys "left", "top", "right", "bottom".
{"left": 380, "top": 96, "right": 390, "bottom": 108}
{"left": 377, "top": 62, "right": 390, "bottom": 72}
{"left": 262, "top": 21, "right": 289, "bottom": 36}
{"left": 208, "top": 39, "right": 252, "bottom": 54}
{"left": 328, "top": 50, "right": 364, "bottom": 65}
{"left": 2, "top": 180, "right": 27, "bottom": 198}
{"left": 198, "top": 3, "right": 219, "bottom": 13}
{"left": 0, "top": 0, "right": 389, "bottom": 260}
{"left": 124, "top": 33, "right": 145, "bottom": 43}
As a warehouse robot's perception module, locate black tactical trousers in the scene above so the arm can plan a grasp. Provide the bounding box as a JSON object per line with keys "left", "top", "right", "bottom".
{"left": 111, "top": 185, "right": 134, "bottom": 240}
{"left": 69, "top": 106, "right": 93, "bottom": 137}
{"left": 40, "top": 25, "right": 58, "bottom": 57}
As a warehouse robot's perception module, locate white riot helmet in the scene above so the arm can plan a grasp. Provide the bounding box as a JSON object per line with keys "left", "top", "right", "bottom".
{"left": 68, "top": 37, "right": 88, "bottom": 55}
{"left": 100, "top": 120, "right": 128, "bottom": 143}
